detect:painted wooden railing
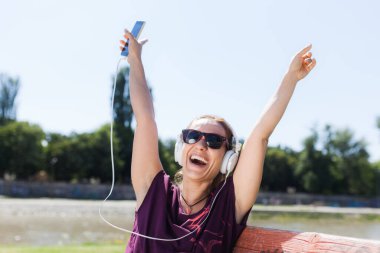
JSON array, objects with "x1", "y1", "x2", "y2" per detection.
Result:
[{"x1": 234, "y1": 226, "x2": 380, "y2": 253}]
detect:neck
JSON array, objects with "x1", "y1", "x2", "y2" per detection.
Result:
[{"x1": 180, "y1": 177, "x2": 212, "y2": 214}]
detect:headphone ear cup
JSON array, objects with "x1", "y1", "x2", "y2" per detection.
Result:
[
  {"x1": 174, "y1": 136, "x2": 184, "y2": 166},
  {"x1": 220, "y1": 150, "x2": 238, "y2": 174}
]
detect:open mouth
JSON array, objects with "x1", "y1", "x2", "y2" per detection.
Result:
[{"x1": 189, "y1": 154, "x2": 208, "y2": 167}]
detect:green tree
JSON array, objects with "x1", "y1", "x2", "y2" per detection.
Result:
[
  {"x1": 375, "y1": 116, "x2": 380, "y2": 195},
  {"x1": 159, "y1": 139, "x2": 180, "y2": 178},
  {"x1": 44, "y1": 132, "x2": 70, "y2": 180},
  {"x1": 297, "y1": 125, "x2": 375, "y2": 195},
  {"x1": 295, "y1": 127, "x2": 336, "y2": 194},
  {"x1": 45, "y1": 125, "x2": 123, "y2": 182},
  {"x1": 372, "y1": 161, "x2": 380, "y2": 196},
  {"x1": 0, "y1": 121, "x2": 45, "y2": 179},
  {"x1": 326, "y1": 128, "x2": 375, "y2": 195},
  {"x1": 0, "y1": 74, "x2": 20, "y2": 125},
  {"x1": 112, "y1": 67, "x2": 133, "y2": 129},
  {"x1": 44, "y1": 132, "x2": 91, "y2": 182},
  {"x1": 88, "y1": 124, "x2": 124, "y2": 182},
  {"x1": 112, "y1": 67, "x2": 134, "y2": 183},
  {"x1": 261, "y1": 146, "x2": 298, "y2": 192}
]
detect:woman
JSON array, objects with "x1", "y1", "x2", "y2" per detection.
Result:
[{"x1": 120, "y1": 30, "x2": 316, "y2": 253}]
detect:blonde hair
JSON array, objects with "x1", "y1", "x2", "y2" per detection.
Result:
[{"x1": 174, "y1": 115, "x2": 235, "y2": 188}]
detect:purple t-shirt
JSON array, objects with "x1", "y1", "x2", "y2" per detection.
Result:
[{"x1": 125, "y1": 171, "x2": 250, "y2": 253}]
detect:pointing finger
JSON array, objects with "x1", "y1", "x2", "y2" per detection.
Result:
[{"x1": 297, "y1": 44, "x2": 312, "y2": 57}]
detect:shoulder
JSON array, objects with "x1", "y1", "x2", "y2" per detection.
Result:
[
  {"x1": 217, "y1": 175, "x2": 234, "y2": 194},
  {"x1": 145, "y1": 170, "x2": 172, "y2": 194},
  {"x1": 213, "y1": 175, "x2": 250, "y2": 224},
  {"x1": 209, "y1": 175, "x2": 235, "y2": 208},
  {"x1": 136, "y1": 170, "x2": 174, "y2": 211}
]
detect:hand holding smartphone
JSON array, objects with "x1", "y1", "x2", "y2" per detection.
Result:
[{"x1": 121, "y1": 21, "x2": 146, "y2": 57}]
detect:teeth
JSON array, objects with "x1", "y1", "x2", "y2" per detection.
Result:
[{"x1": 190, "y1": 155, "x2": 208, "y2": 165}]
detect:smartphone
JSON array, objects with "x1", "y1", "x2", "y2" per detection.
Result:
[{"x1": 121, "y1": 21, "x2": 146, "y2": 57}]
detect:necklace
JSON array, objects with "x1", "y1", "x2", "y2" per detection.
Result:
[{"x1": 180, "y1": 193, "x2": 209, "y2": 215}]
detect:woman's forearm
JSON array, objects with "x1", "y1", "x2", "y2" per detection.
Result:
[
  {"x1": 129, "y1": 59, "x2": 155, "y2": 123},
  {"x1": 231, "y1": 45, "x2": 315, "y2": 218},
  {"x1": 249, "y1": 44, "x2": 316, "y2": 141},
  {"x1": 251, "y1": 72, "x2": 298, "y2": 141}
]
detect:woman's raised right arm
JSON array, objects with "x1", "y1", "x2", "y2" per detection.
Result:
[{"x1": 120, "y1": 31, "x2": 162, "y2": 209}]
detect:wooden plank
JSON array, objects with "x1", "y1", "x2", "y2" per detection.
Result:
[{"x1": 234, "y1": 226, "x2": 380, "y2": 253}]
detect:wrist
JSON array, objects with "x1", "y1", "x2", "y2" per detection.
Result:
[
  {"x1": 284, "y1": 71, "x2": 299, "y2": 84},
  {"x1": 127, "y1": 55, "x2": 143, "y2": 66}
]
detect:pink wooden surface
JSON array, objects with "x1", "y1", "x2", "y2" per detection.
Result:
[{"x1": 234, "y1": 226, "x2": 380, "y2": 253}]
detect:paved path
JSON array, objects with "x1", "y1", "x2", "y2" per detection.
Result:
[
  {"x1": 1, "y1": 198, "x2": 380, "y2": 215},
  {"x1": 252, "y1": 204, "x2": 380, "y2": 215}
]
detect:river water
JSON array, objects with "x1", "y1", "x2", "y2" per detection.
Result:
[{"x1": 0, "y1": 198, "x2": 379, "y2": 246}]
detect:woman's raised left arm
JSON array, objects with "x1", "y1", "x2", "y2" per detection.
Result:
[{"x1": 233, "y1": 44, "x2": 317, "y2": 223}]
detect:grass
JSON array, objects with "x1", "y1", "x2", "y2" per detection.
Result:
[{"x1": 0, "y1": 243, "x2": 126, "y2": 253}]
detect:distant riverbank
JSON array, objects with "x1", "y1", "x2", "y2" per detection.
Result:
[{"x1": 2, "y1": 180, "x2": 380, "y2": 207}]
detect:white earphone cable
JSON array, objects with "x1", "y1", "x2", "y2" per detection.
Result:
[{"x1": 98, "y1": 57, "x2": 231, "y2": 241}]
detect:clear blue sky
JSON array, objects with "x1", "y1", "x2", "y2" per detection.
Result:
[{"x1": 1, "y1": 0, "x2": 379, "y2": 162}]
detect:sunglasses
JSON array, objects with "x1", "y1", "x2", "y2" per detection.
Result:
[{"x1": 181, "y1": 129, "x2": 228, "y2": 149}]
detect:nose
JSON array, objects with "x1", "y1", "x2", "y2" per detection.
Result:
[{"x1": 195, "y1": 135, "x2": 208, "y2": 149}]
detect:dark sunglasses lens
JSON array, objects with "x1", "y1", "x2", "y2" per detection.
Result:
[
  {"x1": 205, "y1": 134, "x2": 224, "y2": 149},
  {"x1": 182, "y1": 129, "x2": 225, "y2": 149},
  {"x1": 183, "y1": 130, "x2": 201, "y2": 144}
]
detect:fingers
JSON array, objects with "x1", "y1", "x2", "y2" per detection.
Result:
[
  {"x1": 140, "y1": 38, "x2": 149, "y2": 46},
  {"x1": 119, "y1": 40, "x2": 128, "y2": 52},
  {"x1": 119, "y1": 40, "x2": 127, "y2": 47},
  {"x1": 123, "y1": 33, "x2": 133, "y2": 41},
  {"x1": 302, "y1": 52, "x2": 312, "y2": 59},
  {"x1": 122, "y1": 29, "x2": 148, "y2": 46},
  {"x1": 305, "y1": 58, "x2": 317, "y2": 72},
  {"x1": 301, "y1": 51, "x2": 314, "y2": 68},
  {"x1": 297, "y1": 44, "x2": 312, "y2": 57},
  {"x1": 303, "y1": 57, "x2": 312, "y2": 65},
  {"x1": 123, "y1": 29, "x2": 136, "y2": 43}
]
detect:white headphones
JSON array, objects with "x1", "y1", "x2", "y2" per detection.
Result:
[{"x1": 174, "y1": 120, "x2": 242, "y2": 174}]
